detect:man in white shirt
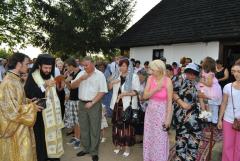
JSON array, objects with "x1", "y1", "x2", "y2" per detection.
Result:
[{"x1": 70, "y1": 56, "x2": 107, "y2": 161}]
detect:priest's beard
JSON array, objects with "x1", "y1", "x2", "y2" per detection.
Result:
[{"x1": 40, "y1": 69, "x2": 51, "y2": 80}]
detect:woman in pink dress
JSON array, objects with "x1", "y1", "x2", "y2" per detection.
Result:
[{"x1": 143, "y1": 60, "x2": 173, "y2": 161}]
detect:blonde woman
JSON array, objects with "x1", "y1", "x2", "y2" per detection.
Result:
[
  {"x1": 56, "y1": 60, "x2": 64, "y2": 74},
  {"x1": 143, "y1": 60, "x2": 173, "y2": 161}
]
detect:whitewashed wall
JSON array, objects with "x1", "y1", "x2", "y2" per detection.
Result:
[{"x1": 130, "y1": 41, "x2": 219, "y2": 65}]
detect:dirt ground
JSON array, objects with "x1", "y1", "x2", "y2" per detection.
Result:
[{"x1": 61, "y1": 121, "x2": 222, "y2": 161}]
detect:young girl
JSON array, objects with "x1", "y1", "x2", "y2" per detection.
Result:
[
  {"x1": 199, "y1": 57, "x2": 222, "y2": 124},
  {"x1": 101, "y1": 104, "x2": 108, "y2": 143}
]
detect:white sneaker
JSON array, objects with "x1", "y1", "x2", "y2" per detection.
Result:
[
  {"x1": 66, "y1": 138, "x2": 76, "y2": 145},
  {"x1": 113, "y1": 149, "x2": 120, "y2": 154},
  {"x1": 123, "y1": 152, "x2": 130, "y2": 157},
  {"x1": 73, "y1": 140, "x2": 81, "y2": 149},
  {"x1": 101, "y1": 137, "x2": 106, "y2": 143}
]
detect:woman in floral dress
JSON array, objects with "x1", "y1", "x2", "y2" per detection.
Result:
[{"x1": 173, "y1": 63, "x2": 204, "y2": 161}]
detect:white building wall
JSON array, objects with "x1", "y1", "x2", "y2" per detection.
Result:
[{"x1": 130, "y1": 41, "x2": 219, "y2": 65}]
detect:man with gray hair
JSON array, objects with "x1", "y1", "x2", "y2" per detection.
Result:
[{"x1": 70, "y1": 56, "x2": 108, "y2": 161}]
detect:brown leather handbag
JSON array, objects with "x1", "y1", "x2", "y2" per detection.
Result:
[
  {"x1": 232, "y1": 119, "x2": 240, "y2": 131},
  {"x1": 231, "y1": 83, "x2": 240, "y2": 131}
]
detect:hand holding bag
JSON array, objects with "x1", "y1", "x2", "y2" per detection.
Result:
[
  {"x1": 131, "y1": 96, "x2": 145, "y2": 126},
  {"x1": 231, "y1": 83, "x2": 240, "y2": 131},
  {"x1": 122, "y1": 97, "x2": 133, "y2": 123}
]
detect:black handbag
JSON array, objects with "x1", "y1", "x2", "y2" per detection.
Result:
[
  {"x1": 131, "y1": 96, "x2": 145, "y2": 126},
  {"x1": 122, "y1": 97, "x2": 133, "y2": 123}
]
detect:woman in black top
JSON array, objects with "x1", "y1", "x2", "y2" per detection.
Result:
[{"x1": 215, "y1": 60, "x2": 229, "y2": 89}]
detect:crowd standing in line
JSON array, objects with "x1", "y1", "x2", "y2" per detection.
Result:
[{"x1": 0, "y1": 53, "x2": 240, "y2": 161}]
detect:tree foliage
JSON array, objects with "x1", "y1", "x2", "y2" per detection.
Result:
[
  {"x1": 30, "y1": 0, "x2": 135, "y2": 57},
  {"x1": 0, "y1": 49, "x2": 12, "y2": 59},
  {"x1": 0, "y1": 0, "x2": 34, "y2": 47},
  {"x1": 0, "y1": 0, "x2": 135, "y2": 58}
]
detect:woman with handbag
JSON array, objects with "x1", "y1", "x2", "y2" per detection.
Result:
[
  {"x1": 143, "y1": 60, "x2": 173, "y2": 161},
  {"x1": 173, "y1": 63, "x2": 204, "y2": 161},
  {"x1": 109, "y1": 58, "x2": 140, "y2": 157},
  {"x1": 217, "y1": 59, "x2": 240, "y2": 161}
]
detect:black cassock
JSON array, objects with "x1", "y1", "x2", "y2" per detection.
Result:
[{"x1": 24, "y1": 74, "x2": 60, "y2": 161}]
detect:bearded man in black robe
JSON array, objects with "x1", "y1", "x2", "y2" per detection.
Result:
[{"x1": 24, "y1": 54, "x2": 64, "y2": 161}]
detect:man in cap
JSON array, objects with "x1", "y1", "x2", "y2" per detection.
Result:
[
  {"x1": 24, "y1": 54, "x2": 64, "y2": 161},
  {"x1": 0, "y1": 52, "x2": 42, "y2": 161}
]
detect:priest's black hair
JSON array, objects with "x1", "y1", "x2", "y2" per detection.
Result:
[
  {"x1": 8, "y1": 52, "x2": 29, "y2": 70},
  {"x1": 29, "y1": 54, "x2": 55, "y2": 76}
]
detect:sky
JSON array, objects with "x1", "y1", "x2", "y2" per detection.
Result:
[
  {"x1": 20, "y1": 0, "x2": 161, "y2": 59},
  {"x1": 130, "y1": 0, "x2": 160, "y2": 27}
]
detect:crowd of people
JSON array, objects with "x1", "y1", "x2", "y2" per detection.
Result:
[{"x1": 0, "y1": 53, "x2": 240, "y2": 161}]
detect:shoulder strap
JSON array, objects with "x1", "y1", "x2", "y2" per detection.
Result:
[
  {"x1": 130, "y1": 96, "x2": 133, "y2": 106},
  {"x1": 231, "y1": 83, "x2": 236, "y2": 118}
]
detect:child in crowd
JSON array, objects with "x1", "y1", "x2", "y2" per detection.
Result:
[
  {"x1": 101, "y1": 104, "x2": 108, "y2": 143},
  {"x1": 198, "y1": 57, "x2": 222, "y2": 124},
  {"x1": 172, "y1": 62, "x2": 181, "y2": 76}
]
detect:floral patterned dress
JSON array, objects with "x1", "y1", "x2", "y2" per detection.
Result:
[{"x1": 173, "y1": 76, "x2": 202, "y2": 161}]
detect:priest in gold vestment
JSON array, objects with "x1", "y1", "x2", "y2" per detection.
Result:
[{"x1": 0, "y1": 53, "x2": 39, "y2": 161}]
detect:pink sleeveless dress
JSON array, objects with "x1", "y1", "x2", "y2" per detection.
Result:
[{"x1": 143, "y1": 76, "x2": 169, "y2": 161}]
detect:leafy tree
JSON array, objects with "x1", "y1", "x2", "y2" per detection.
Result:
[
  {"x1": 30, "y1": 0, "x2": 135, "y2": 57},
  {"x1": 0, "y1": 0, "x2": 34, "y2": 47}
]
